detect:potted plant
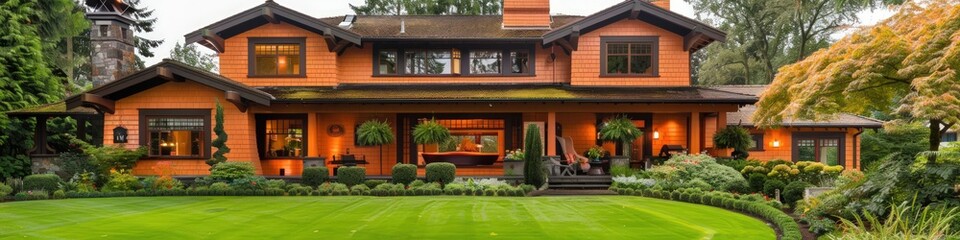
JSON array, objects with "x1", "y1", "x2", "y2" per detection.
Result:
[
  {"x1": 584, "y1": 145, "x2": 605, "y2": 170},
  {"x1": 357, "y1": 119, "x2": 395, "y2": 175},
  {"x1": 503, "y1": 149, "x2": 525, "y2": 176},
  {"x1": 413, "y1": 118, "x2": 451, "y2": 151},
  {"x1": 713, "y1": 126, "x2": 752, "y2": 159},
  {"x1": 598, "y1": 115, "x2": 642, "y2": 168}
]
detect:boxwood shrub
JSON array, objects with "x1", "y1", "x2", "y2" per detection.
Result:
[
  {"x1": 23, "y1": 174, "x2": 61, "y2": 191},
  {"x1": 391, "y1": 164, "x2": 417, "y2": 185},
  {"x1": 425, "y1": 162, "x2": 456, "y2": 184},
  {"x1": 337, "y1": 167, "x2": 366, "y2": 186},
  {"x1": 302, "y1": 167, "x2": 329, "y2": 187}
]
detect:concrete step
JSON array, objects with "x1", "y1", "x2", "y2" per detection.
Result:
[{"x1": 548, "y1": 184, "x2": 612, "y2": 189}]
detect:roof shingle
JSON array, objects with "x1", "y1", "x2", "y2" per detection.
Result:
[
  {"x1": 319, "y1": 15, "x2": 584, "y2": 39},
  {"x1": 712, "y1": 85, "x2": 883, "y2": 128}
]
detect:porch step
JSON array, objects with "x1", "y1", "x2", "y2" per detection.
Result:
[
  {"x1": 549, "y1": 184, "x2": 613, "y2": 189},
  {"x1": 547, "y1": 175, "x2": 612, "y2": 190},
  {"x1": 534, "y1": 189, "x2": 617, "y2": 196}
]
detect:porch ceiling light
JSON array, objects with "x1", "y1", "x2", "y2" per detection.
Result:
[{"x1": 772, "y1": 139, "x2": 781, "y2": 148}]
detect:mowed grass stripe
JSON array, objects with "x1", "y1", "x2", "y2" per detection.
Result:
[{"x1": 0, "y1": 196, "x2": 775, "y2": 240}]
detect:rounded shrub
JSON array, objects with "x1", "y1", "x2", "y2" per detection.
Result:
[
  {"x1": 425, "y1": 162, "x2": 456, "y2": 185},
  {"x1": 782, "y1": 181, "x2": 811, "y2": 206},
  {"x1": 210, "y1": 162, "x2": 256, "y2": 182},
  {"x1": 391, "y1": 164, "x2": 417, "y2": 185},
  {"x1": 747, "y1": 173, "x2": 766, "y2": 192},
  {"x1": 301, "y1": 167, "x2": 329, "y2": 187},
  {"x1": 337, "y1": 167, "x2": 366, "y2": 186},
  {"x1": 762, "y1": 179, "x2": 785, "y2": 197},
  {"x1": 23, "y1": 174, "x2": 61, "y2": 191},
  {"x1": 363, "y1": 180, "x2": 387, "y2": 189},
  {"x1": 0, "y1": 182, "x2": 14, "y2": 197}
]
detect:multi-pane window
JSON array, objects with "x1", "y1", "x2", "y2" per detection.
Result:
[
  {"x1": 256, "y1": 114, "x2": 308, "y2": 159},
  {"x1": 146, "y1": 117, "x2": 206, "y2": 158},
  {"x1": 378, "y1": 50, "x2": 398, "y2": 74},
  {"x1": 404, "y1": 49, "x2": 453, "y2": 74},
  {"x1": 254, "y1": 44, "x2": 301, "y2": 76},
  {"x1": 439, "y1": 133, "x2": 500, "y2": 153},
  {"x1": 263, "y1": 119, "x2": 305, "y2": 158},
  {"x1": 470, "y1": 50, "x2": 502, "y2": 74},
  {"x1": 601, "y1": 37, "x2": 658, "y2": 76},
  {"x1": 748, "y1": 133, "x2": 764, "y2": 151},
  {"x1": 375, "y1": 47, "x2": 533, "y2": 76},
  {"x1": 943, "y1": 132, "x2": 958, "y2": 142},
  {"x1": 795, "y1": 136, "x2": 842, "y2": 166}
]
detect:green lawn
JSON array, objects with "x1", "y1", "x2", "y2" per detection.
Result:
[{"x1": 0, "y1": 196, "x2": 775, "y2": 239}]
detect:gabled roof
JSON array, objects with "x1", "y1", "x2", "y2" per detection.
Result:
[
  {"x1": 543, "y1": 0, "x2": 725, "y2": 52},
  {"x1": 712, "y1": 85, "x2": 884, "y2": 128},
  {"x1": 65, "y1": 59, "x2": 274, "y2": 114},
  {"x1": 260, "y1": 85, "x2": 757, "y2": 104},
  {"x1": 318, "y1": 15, "x2": 584, "y2": 40},
  {"x1": 184, "y1": 0, "x2": 361, "y2": 53}
]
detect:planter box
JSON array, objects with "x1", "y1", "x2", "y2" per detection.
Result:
[
  {"x1": 503, "y1": 161, "x2": 524, "y2": 176},
  {"x1": 804, "y1": 187, "x2": 835, "y2": 200}
]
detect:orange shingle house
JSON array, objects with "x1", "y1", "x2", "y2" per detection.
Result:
[{"x1": 62, "y1": 0, "x2": 879, "y2": 177}]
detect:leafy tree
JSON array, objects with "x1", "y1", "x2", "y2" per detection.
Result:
[
  {"x1": 207, "y1": 99, "x2": 229, "y2": 169},
  {"x1": 860, "y1": 122, "x2": 929, "y2": 169},
  {"x1": 690, "y1": 0, "x2": 899, "y2": 85},
  {"x1": 34, "y1": 0, "x2": 89, "y2": 95},
  {"x1": 753, "y1": 0, "x2": 960, "y2": 156},
  {"x1": 169, "y1": 42, "x2": 219, "y2": 73},
  {"x1": 351, "y1": 0, "x2": 501, "y2": 15},
  {"x1": 523, "y1": 124, "x2": 545, "y2": 188},
  {"x1": 356, "y1": 119, "x2": 395, "y2": 175}
]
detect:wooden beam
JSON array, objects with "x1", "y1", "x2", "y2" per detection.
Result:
[
  {"x1": 630, "y1": 2, "x2": 643, "y2": 19},
  {"x1": 156, "y1": 66, "x2": 184, "y2": 82},
  {"x1": 555, "y1": 39, "x2": 574, "y2": 56},
  {"x1": 323, "y1": 29, "x2": 337, "y2": 51},
  {"x1": 225, "y1": 91, "x2": 248, "y2": 113},
  {"x1": 333, "y1": 40, "x2": 352, "y2": 55},
  {"x1": 80, "y1": 93, "x2": 115, "y2": 114},
  {"x1": 568, "y1": 26, "x2": 580, "y2": 51},
  {"x1": 202, "y1": 29, "x2": 225, "y2": 53},
  {"x1": 684, "y1": 31, "x2": 705, "y2": 52},
  {"x1": 262, "y1": 7, "x2": 280, "y2": 24}
]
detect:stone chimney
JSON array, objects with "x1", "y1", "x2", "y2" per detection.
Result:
[
  {"x1": 650, "y1": 0, "x2": 670, "y2": 10},
  {"x1": 87, "y1": 1, "x2": 136, "y2": 87},
  {"x1": 502, "y1": 0, "x2": 551, "y2": 29}
]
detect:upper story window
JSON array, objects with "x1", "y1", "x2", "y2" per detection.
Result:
[
  {"x1": 139, "y1": 109, "x2": 211, "y2": 159},
  {"x1": 600, "y1": 36, "x2": 659, "y2": 77},
  {"x1": 375, "y1": 45, "x2": 534, "y2": 76},
  {"x1": 248, "y1": 37, "x2": 306, "y2": 77}
]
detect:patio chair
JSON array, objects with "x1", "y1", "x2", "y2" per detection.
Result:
[
  {"x1": 543, "y1": 156, "x2": 575, "y2": 176},
  {"x1": 557, "y1": 136, "x2": 589, "y2": 164}
]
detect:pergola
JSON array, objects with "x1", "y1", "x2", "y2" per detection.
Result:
[{"x1": 6, "y1": 102, "x2": 103, "y2": 157}]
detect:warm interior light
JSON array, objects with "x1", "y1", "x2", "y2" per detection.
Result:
[
  {"x1": 772, "y1": 139, "x2": 781, "y2": 148},
  {"x1": 653, "y1": 130, "x2": 660, "y2": 140}
]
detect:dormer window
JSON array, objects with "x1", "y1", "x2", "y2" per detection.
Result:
[
  {"x1": 600, "y1": 36, "x2": 659, "y2": 77},
  {"x1": 248, "y1": 37, "x2": 306, "y2": 77}
]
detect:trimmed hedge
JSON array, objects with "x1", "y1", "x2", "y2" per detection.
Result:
[
  {"x1": 391, "y1": 164, "x2": 417, "y2": 185},
  {"x1": 302, "y1": 167, "x2": 328, "y2": 187},
  {"x1": 425, "y1": 162, "x2": 455, "y2": 184},
  {"x1": 337, "y1": 167, "x2": 365, "y2": 186},
  {"x1": 621, "y1": 189, "x2": 801, "y2": 240},
  {"x1": 23, "y1": 174, "x2": 61, "y2": 191}
]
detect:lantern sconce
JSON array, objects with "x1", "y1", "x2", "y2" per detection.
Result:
[
  {"x1": 653, "y1": 130, "x2": 660, "y2": 140},
  {"x1": 772, "y1": 139, "x2": 781, "y2": 148}
]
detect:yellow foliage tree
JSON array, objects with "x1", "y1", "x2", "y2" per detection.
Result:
[{"x1": 754, "y1": 0, "x2": 960, "y2": 155}]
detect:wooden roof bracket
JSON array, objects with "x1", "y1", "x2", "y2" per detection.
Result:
[
  {"x1": 156, "y1": 66, "x2": 185, "y2": 82},
  {"x1": 630, "y1": 2, "x2": 643, "y2": 19},
  {"x1": 684, "y1": 28, "x2": 705, "y2": 52},
  {"x1": 77, "y1": 93, "x2": 115, "y2": 114},
  {"x1": 262, "y1": 7, "x2": 280, "y2": 24},
  {"x1": 201, "y1": 29, "x2": 225, "y2": 53},
  {"x1": 225, "y1": 91, "x2": 248, "y2": 113}
]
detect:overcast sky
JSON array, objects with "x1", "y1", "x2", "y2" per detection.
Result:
[{"x1": 138, "y1": 0, "x2": 894, "y2": 66}]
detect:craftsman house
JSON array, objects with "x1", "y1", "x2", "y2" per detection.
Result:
[{"x1": 44, "y1": 0, "x2": 878, "y2": 177}]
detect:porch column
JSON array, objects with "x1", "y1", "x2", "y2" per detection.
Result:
[
  {"x1": 546, "y1": 112, "x2": 557, "y2": 156},
  {"x1": 307, "y1": 113, "x2": 319, "y2": 157},
  {"x1": 690, "y1": 112, "x2": 701, "y2": 154}
]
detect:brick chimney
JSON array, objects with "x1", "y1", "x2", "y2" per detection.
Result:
[
  {"x1": 650, "y1": 0, "x2": 670, "y2": 10},
  {"x1": 87, "y1": 1, "x2": 136, "y2": 87},
  {"x1": 502, "y1": 0, "x2": 551, "y2": 29}
]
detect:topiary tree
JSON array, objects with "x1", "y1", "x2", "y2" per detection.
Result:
[
  {"x1": 413, "y1": 118, "x2": 450, "y2": 153},
  {"x1": 207, "y1": 99, "x2": 230, "y2": 169},
  {"x1": 301, "y1": 166, "x2": 328, "y2": 188},
  {"x1": 356, "y1": 119, "x2": 395, "y2": 175},
  {"x1": 523, "y1": 124, "x2": 545, "y2": 188},
  {"x1": 599, "y1": 115, "x2": 643, "y2": 158},
  {"x1": 713, "y1": 126, "x2": 752, "y2": 159}
]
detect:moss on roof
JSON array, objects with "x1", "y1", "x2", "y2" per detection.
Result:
[{"x1": 6, "y1": 102, "x2": 98, "y2": 116}]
